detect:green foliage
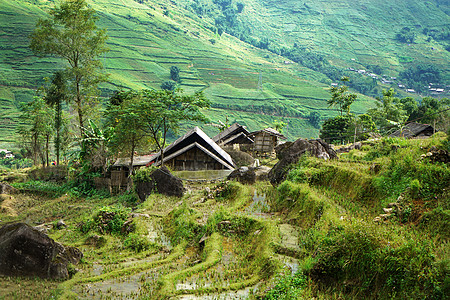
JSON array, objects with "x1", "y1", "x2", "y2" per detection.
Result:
[
  {"x1": 400, "y1": 65, "x2": 442, "y2": 93},
  {"x1": 160, "y1": 80, "x2": 176, "y2": 91},
  {"x1": 170, "y1": 66, "x2": 180, "y2": 82},
  {"x1": 367, "y1": 89, "x2": 407, "y2": 134},
  {"x1": 395, "y1": 26, "x2": 416, "y2": 43},
  {"x1": 311, "y1": 223, "x2": 445, "y2": 298},
  {"x1": 319, "y1": 115, "x2": 354, "y2": 144},
  {"x1": 29, "y1": 0, "x2": 108, "y2": 136},
  {"x1": 132, "y1": 166, "x2": 158, "y2": 183},
  {"x1": 327, "y1": 77, "x2": 357, "y2": 116},
  {"x1": 264, "y1": 272, "x2": 307, "y2": 300},
  {"x1": 124, "y1": 233, "x2": 159, "y2": 252},
  {"x1": 206, "y1": 210, "x2": 259, "y2": 237},
  {"x1": 81, "y1": 205, "x2": 131, "y2": 235},
  {"x1": 13, "y1": 180, "x2": 70, "y2": 198},
  {"x1": 163, "y1": 203, "x2": 204, "y2": 245}
]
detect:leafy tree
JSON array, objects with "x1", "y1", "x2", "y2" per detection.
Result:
[
  {"x1": 367, "y1": 89, "x2": 407, "y2": 134},
  {"x1": 170, "y1": 66, "x2": 180, "y2": 82},
  {"x1": 308, "y1": 111, "x2": 321, "y2": 129},
  {"x1": 236, "y1": 2, "x2": 245, "y2": 13},
  {"x1": 355, "y1": 114, "x2": 377, "y2": 141},
  {"x1": 105, "y1": 91, "x2": 149, "y2": 188},
  {"x1": 44, "y1": 71, "x2": 67, "y2": 165},
  {"x1": 319, "y1": 115, "x2": 354, "y2": 144},
  {"x1": 30, "y1": 0, "x2": 108, "y2": 137},
  {"x1": 400, "y1": 97, "x2": 418, "y2": 118},
  {"x1": 17, "y1": 97, "x2": 54, "y2": 166},
  {"x1": 272, "y1": 120, "x2": 287, "y2": 133},
  {"x1": 410, "y1": 97, "x2": 450, "y2": 131},
  {"x1": 399, "y1": 64, "x2": 442, "y2": 93},
  {"x1": 396, "y1": 26, "x2": 415, "y2": 43},
  {"x1": 161, "y1": 80, "x2": 177, "y2": 91},
  {"x1": 327, "y1": 77, "x2": 357, "y2": 116}
]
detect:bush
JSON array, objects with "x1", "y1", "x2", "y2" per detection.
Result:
[
  {"x1": 264, "y1": 272, "x2": 307, "y2": 300},
  {"x1": 124, "y1": 233, "x2": 159, "y2": 252},
  {"x1": 81, "y1": 205, "x2": 132, "y2": 235},
  {"x1": 163, "y1": 203, "x2": 204, "y2": 245}
]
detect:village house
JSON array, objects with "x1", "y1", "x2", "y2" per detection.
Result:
[
  {"x1": 248, "y1": 127, "x2": 287, "y2": 154},
  {"x1": 0, "y1": 149, "x2": 14, "y2": 159},
  {"x1": 148, "y1": 126, "x2": 235, "y2": 171},
  {"x1": 389, "y1": 122, "x2": 436, "y2": 139},
  {"x1": 212, "y1": 123, "x2": 253, "y2": 147}
]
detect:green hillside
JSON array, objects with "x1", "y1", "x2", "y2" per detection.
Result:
[{"x1": 1, "y1": 0, "x2": 449, "y2": 148}]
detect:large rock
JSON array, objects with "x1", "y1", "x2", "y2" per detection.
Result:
[
  {"x1": 0, "y1": 183, "x2": 17, "y2": 194},
  {"x1": 227, "y1": 166, "x2": 256, "y2": 184},
  {"x1": 136, "y1": 166, "x2": 184, "y2": 201},
  {"x1": 0, "y1": 223, "x2": 82, "y2": 279},
  {"x1": 269, "y1": 139, "x2": 337, "y2": 186}
]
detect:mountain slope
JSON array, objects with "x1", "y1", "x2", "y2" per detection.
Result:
[{"x1": 1, "y1": 0, "x2": 448, "y2": 148}]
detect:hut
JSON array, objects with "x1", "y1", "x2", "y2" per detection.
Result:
[
  {"x1": 212, "y1": 123, "x2": 254, "y2": 147},
  {"x1": 389, "y1": 122, "x2": 435, "y2": 139},
  {"x1": 110, "y1": 155, "x2": 155, "y2": 188},
  {"x1": 248, "y1": 128, "x2": 287, "y2": 154},
  {"x1": 149, "y1": 127, "x2": 235, "y2": 171}
]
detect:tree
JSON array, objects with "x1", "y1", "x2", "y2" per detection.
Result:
[
  {"x1": 105, "y1": 91, "x2": 149, "y2": 189},
  {"x1": 327, "y1": 77, "x2": 357, "y2": 116},
  {"x1": 161, "y1": 80, "x2": 177, "y2": 91},
  {"x1": 272, "y1": 120, "x2": 287, "y2": 133},
  {"x1": 17, "y1": 97, "x2": 54, "y2": 166},
  {"x1": 319, "y1": 115, "x2": 354, "y2": 144},
  {"x1": 170, "y1": 66, "x2": 180, "y2": 82},
  {"x1": 30, "y1": 0, "x2": 108, "y2": 137},
  {"x1": 308, "y1": 111, "x2": 321, "y2": 129},
  {"x1": 138, "y1": 89, "x2": 210, "y2": 165},
  {"x1": 44, "y1": 71, "x2": 67, "y2": 165},
  {"x1": 367, "y1": 89, "x2": 407, "y2": 134}
]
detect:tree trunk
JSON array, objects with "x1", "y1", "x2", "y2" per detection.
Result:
[
  {"x1": 127, "y1": 142, "x2": 135, "y2": 192},
  {"x1": 46, "y1": 134, "x2": 49, "y2": 167},
  {"x1": 55, "y1": 100, "x2": 61, "y2": 166}
]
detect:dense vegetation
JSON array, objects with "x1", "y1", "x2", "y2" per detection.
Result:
[{"x1": 0, "y1": 134, "x2": 448, "y2": 299}]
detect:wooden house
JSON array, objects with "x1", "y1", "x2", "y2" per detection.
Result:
[
  {"x1": 212, "y1": 123, "x2": 254, "y2": 146},
  {"x1": 389, "y1": 122, "x2": 435, "y2": 139},
  {"x1": 248, "y1": 128, "x2": 287, "y2": 153},
  {"x1": 149, "y1": 127, "x2": 235, "y2": 171},
  {"x1": 111, "y1": 155, "x2": 155, "y2": 188}
]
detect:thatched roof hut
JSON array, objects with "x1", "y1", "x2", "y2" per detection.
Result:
[{"x1": 389, "y1": 122, "x2": 435, "y2": 139}]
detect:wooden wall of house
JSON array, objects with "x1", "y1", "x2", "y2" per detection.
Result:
[
  {"x1": 166, "y1": 147, "x2": 225, "y2": 171},
  {"x1": 253, "y1": 132, "x2": 277, "y2": 153}
]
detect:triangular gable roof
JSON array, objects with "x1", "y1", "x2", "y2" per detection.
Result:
[
  {"x1": 212, "y1": 123, "x2": 250, "y2": 143},
  {"x1": 249, "y1": 127, "x2": 287, "y2": 140},
  {"x1": 150, "y1": 127, "x2": 235, "y2": 170},
  {"x1": 221, "y1": 132, "x2": 254, "y2": 145},
  {"x1": 390, "y1": 122, "x2": 435, "y2": 138}
]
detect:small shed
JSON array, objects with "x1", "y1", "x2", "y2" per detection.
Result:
[
  {"x1": 111, "y1": 155, "x2": 155, "y2": 188},
  {"x1": 149, "y1": 127, "x2": 235, "y2": 171},
  {"x1": 212, "y1": 123, "x2": 253, "y2": 146},
  {"x1": 389, "y1": 122, "x2": 435, "y2": 139},
  {"x1": 248, "y1": 128, "x2": 287, "y2": 153}
]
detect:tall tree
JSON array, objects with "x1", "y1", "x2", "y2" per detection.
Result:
[
  {"x1": 44, "y1": 71, "x2": 67, "y2": 165},
  {"x1": 30, "y1": 0, "x2": 108, "y2": 137}
]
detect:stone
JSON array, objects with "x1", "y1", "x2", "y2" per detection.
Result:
[
  {"x1": 254, "y1": 166, "x2": 271, "y2": 181},
  {"x1": 85, "y1": 234, "x2": 106, "y2": 248},
  {"x1": 135, "y1": 166, "x2": 184, "y2": 201},
  {"x1": 383, "y1": 207, "x2": 394, "y2": 213},
  {"x1": 380, "y1": 213, "x2": 391, "y2": 220},
  {"x1": 0, "y1": 223, "x2": 82, "y2": 279},
  {"x1": 56, "y1": 220, "x2": 67, "y2": 229},
  {"x1": 227, "y1": 166, "x2": 256, "y2": 185},
  {"x1": 131, "y1": 213, "x2": 150, "y2": 219},
  {"x1": 269, "y1": 139, "x2": 337, "y2": 186},
  {"x1": 387, "y1": 202, "x2": 399, "y2": 208},
  {"x1": 373, "y1": 217, "x2": 381, "y2": 223},
  {"x1": 0, "y1": 183, "x2": 17, "y2": 195}
]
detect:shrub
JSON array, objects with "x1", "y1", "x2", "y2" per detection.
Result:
[
  {"x1": 163, "y1": 203, "x2": 204, "y2": 245},
  {"x1": 124, "y1": 233, "x2": 159, "y2": 252},
  {"x1": 264, "y1": 272, "x2": 307, "y2": 300},
  {"x1": 81, "y1": 205, "x2": 131, "y2": 235}
]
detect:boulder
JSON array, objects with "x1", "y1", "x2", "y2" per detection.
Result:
[
  {"x1": 227, "y1": 166, "x2": 256, "y2": 185},
  {"x1": 135, "y1": 166, "x2": 184, "y2": 201},
  {"x1": 0, "y1": 183, "x2": 17, "y2": 195},
  {"x1": 269, "y1": 139, "x2": 337, "y2": 186},
  {"x1": 0, "y1": 223, "x2": 82, "y2": 279}
]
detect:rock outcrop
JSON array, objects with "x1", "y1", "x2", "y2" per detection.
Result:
[
  {"x1": 0, "y1": 183, "x2": 17, "y2": 194},
  {"x1": 135, "y1": 166, "x2": 184, "y2": 201},
  {"x1": 227, "y1": 166, "x2": 256, "y2": 184},
  {"x1": 0, "y1": 223, "x2": 82, "y2": 279},
  {"x1": 269, "y1": 139, "x2": 337, "y2": 186}
]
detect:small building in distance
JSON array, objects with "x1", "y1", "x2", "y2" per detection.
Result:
[
  {"x1": 149, "y1": 127, "x2": 235, "y2": 171},
  {"x1": 0, "y1": 149, "x2": 14, "y2": 159},
  {"x1": 248, "y1": 128, "x2": 287, "y2": 154},
  {"x1": 212, "y1": 123, "x2": 253, "y2": 147},
  {"x1": 110, "y1": 155, "x2": 155, "y2": 188},
  {"x1": 389, "y1": 122, "x2": 436, "y2": 139}
]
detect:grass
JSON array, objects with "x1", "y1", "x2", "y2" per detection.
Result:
[{"x1": 1, "y1": 136, "x2": 449, "y2": 299}]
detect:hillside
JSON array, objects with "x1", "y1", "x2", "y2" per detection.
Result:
[
  {"x1": 1, "y1": 135, "x2": 448, "y2": 298},
  {"x1": 1, "y1": 0, "x2": 449, "y2": 149}
]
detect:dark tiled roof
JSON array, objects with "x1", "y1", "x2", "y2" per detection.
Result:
[{"x1": 389, "y1": 122, "x2": 435, "y2": 138}]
